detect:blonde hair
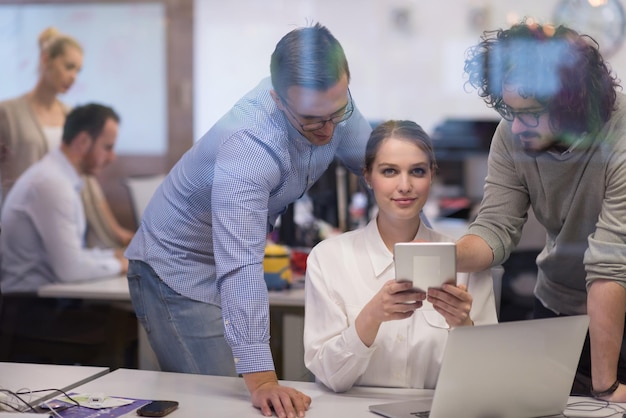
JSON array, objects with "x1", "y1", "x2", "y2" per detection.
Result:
[{"x1": 38, "y1": 27, "x2": 82, "y2": 59}]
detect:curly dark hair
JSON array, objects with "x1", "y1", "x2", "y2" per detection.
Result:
[{"x1": 464, "y1": 19, "x2": 621, "y2": 135}]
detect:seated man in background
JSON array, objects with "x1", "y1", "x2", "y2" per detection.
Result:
[{"x1": 0, "y1": 103, "x2": 128, "y2": 293}]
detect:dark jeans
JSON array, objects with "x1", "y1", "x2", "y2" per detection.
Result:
[{"x1": 534, "y1": 298, "x2": 626, "y2": 396}]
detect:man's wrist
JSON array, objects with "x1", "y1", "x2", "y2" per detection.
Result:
[
  {"x1": 591, "y1": 379, "x2": 620, "y2": 398},
  {"x1": 243, "y1": 370, "x2": 278, "y2": 393}
]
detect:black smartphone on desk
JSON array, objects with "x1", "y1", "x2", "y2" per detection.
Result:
[{"x1": 137, "y1": 400, "x2": 179, "y2": 417}]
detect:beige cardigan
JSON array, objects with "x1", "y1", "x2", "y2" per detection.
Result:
[{"x1": 0, "y1": 94, "x2": 121, "y2": 249}]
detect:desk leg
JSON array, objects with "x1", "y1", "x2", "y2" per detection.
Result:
[
  {"x1": 282, "y1": 313, "x2": 314, "y2": 382},
  {"x1": 138, "y1": 324, "x2": 161, "y2": 371},
  {"x1": 113, "y1": 301, "x2": 160, "y2": 371},
  {"x1": 269, "y1": 306, "x2": 313, "y2": 382},
  {"x1": 269, "y1": 310, "x2": 284, "y2": 379}
]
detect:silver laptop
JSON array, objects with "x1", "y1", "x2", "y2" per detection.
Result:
[{"x1": 369, "y1": 315, "x2": 589, "y2": 418}]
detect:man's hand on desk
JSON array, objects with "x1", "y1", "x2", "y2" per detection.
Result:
[{"x1": 244, "y1": 371, "x2": 311, "y2": 418}]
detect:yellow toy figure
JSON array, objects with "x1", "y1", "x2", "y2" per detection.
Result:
[{"x1": 263, "y1": 242, "x2": 292, "y2": 290}]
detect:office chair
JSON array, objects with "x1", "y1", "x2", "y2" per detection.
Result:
[{"x1": 124, "y1": 174, "x2": 166, "y2": 225}]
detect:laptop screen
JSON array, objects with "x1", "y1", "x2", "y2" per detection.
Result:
[{"x1": 370, "y1": 315, "x2": 589, "y2": 418}]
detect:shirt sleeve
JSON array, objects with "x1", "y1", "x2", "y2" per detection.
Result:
[
  {"x1": 585, "y1": 133, "x2": 626, "y2": 287},
  {"x1": 334, "y1": 104, "x2": 371, "y2": 176},
  {"x1": 303, "y1": 242, "x2": 376, "y2": 392},
  {"x1": 461, "y1": 270, "x2": 499, "y2": 325},
  {"x1": 211, "y1": 132, "x2": 279, "y2": 374},
  {"x1": 29, "y1": 177, "x2": 122, "y2": 282},
  {"x1": 466, "y1": 122, "x2": 530, "y2": 265}
]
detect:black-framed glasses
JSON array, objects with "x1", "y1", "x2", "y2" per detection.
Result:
[
  {"x1": 495, "y1": 103, "x2": 548, "y2": 128},
  {"x1": 279, "y1": 89, "x2": 354, "y2": 132}
]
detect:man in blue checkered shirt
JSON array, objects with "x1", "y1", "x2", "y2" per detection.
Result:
[{"x1": 125, "y1": 23, "x2": 372, "y2": 417}]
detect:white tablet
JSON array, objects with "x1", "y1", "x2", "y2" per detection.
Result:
[{"x1": 394, "y1": 242, "x2": 456, "y2": 292}]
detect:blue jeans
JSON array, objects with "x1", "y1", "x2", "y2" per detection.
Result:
[{"x1": 127, "y1": 260, "x2": 237, "y2": 376}]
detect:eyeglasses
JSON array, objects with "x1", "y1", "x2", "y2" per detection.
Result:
[
  {"x1": 279, "y1": 89, "x2": 354, "y2": 132},
  {"x1": 495, "y1": 104, "x2": 548, "y2": 128}
]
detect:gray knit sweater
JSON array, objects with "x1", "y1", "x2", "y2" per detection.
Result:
[{"x1": 467, "y1": 92, "x2": 626, "y2": 315}]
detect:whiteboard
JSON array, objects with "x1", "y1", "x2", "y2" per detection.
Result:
[{"x1": 0, "y1": 3, "x2": 167, "y2": 155}]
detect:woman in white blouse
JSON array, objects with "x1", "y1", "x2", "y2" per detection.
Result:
[{"x1": 303, "y1": 120, "x2": 498, "y2": 392}]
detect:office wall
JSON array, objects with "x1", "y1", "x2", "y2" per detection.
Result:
[
  {"x1": 2, "y1": 0, "x2": 626, "y2": 227},
  {"x1": 194, "y1": 0, "x2": 626, "y2": 138},
  {"x1": 0, "y1": 2, "x2": 167, "y2": 155},
  {"x1": 0, "y1": 0, "x2": 193, "y2": 229},
  {"x1": 4, "y1": 1, "x2": 626, "y2": 153}
]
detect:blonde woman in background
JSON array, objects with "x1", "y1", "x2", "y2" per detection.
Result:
[{"x1": 0, "y1": 27, "x2": 133, "y2": 248}]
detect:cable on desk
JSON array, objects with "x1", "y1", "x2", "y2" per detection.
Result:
[
  {"x1": 0, "y1": 387, "x2": 38, "y2": 412},
  {"x1": 0, "y1": 387, "x2": 80, "y2": 414},
  {"x1": 563, "y1": 398, "x2": 626, "y2": 417},
  {"x1": 40, "y1": 400, "x2": 64, "y2": 418}
]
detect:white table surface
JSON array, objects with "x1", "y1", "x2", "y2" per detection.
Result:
[
  {"x1": 62, "y1": 368, "x2": 626, "y2": 418},
  {"x1": 37, "y1": 275, "x2": 131, "y2": 301},
  {"x1": 62, "y1": 368, "x2": 431, "y2": 418},
  {"x1": 0, "y1": 362, "x2": 108, "y2": 411},
  {"x1": 37, "y1": 275, "x2": 305, "y2": 307}
]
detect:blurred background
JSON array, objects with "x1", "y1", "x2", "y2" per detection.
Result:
[{"x1": 2, "y1": 0, "x2": 625, "y2": 323}]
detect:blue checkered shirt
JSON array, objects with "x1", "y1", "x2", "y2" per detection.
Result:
[{"x1": 125, "y1": 77, "x2": 372, "y2": 374}]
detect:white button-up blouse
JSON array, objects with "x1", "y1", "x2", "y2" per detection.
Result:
[{"x1": 304, "y1": 218, "x2": 498, "y2": 392}]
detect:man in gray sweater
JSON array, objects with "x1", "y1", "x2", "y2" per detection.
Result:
[{"x1": 459, "y1": 20, "x2": 626, "y2": 401}]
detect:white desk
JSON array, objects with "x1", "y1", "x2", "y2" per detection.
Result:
[
  {"x1": 62, "y1": 368, "x2": 430, "y2": 417},
  {"x1": 60, "y1": 368, "x2": 626, "y2": 418},
  {"x1": 37, "y1": 276, "x2": 307, "y2": 378},
  {"x1": 38, "y1": 275, "x2": 304, "y2": 307},
  {"x1": 0, "y1": 362, "x2": 108, "y2": 411},
  {"x1": 38, "y1": 275, "x2": 131, "y2": 301}
]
